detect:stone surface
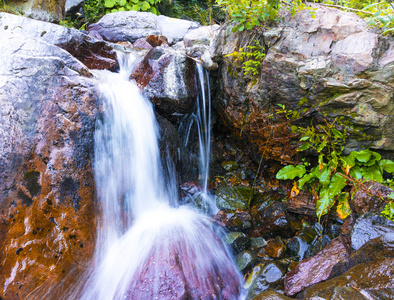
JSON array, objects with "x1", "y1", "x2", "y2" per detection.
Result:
[
  {"x1": 303, "y1": 258, "x2": 394, "y2": 299},
  {"x1": 130, "y1": 46, "x2": 197, "y2": 120},
  {"x1": 0, "y1": 13, "x2": 118, "y2": 70},
  {"x1": 351, "y1": 181, "x2": 393, "y2": 216},
  {"x1": 253, "y1": 291, "x2": 293, "y2": 300},
  {"x1": 0, "y1": 32, "x2": 98, "y2": 299},
  {"x1": 4, "y1": 0, "x2": 66, "y2": 22},
  {"x1": 213, "y1": 4, "x2": 394, "y2": 163},
  {"x1": 351, "y1": 213, "x2": 394, "y2": 250},
  {"x1": 284, "y1": 236, "x2": 350, "y2": 296},
  {"x1": 330, "y1": 232, "x2": 394, "y2": 279},
  {"x1": 88, "y1": 11, "x2": 200, "y2": 45},
  {"x1": 266, "y1": 238, "x2": 286, "y2": 259},
  {"x1": 250, "y1": 196, "x2": 291, "y2": 238},
  {"x1": 65, "y1": 0, "x2": 84, "y2": 14},
  {"x1": 214, "y1": 209, "x2": 252, "y2": 231},
  {"x1": 246, "y1": 262, "x2": 287, "y2": 299},
  {"x1": 216, "y1": 185, "x2": 254, "y2": 211}
]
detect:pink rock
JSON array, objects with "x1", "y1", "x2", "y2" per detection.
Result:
[{"x1": 284, "y1": 236, "x2": 350, "y2": 296}]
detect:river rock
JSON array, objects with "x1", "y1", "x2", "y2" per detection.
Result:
[
  {"x1": 130, "y1": 46, "x2": 197, "y2": 120},
  {"x1": 330, "y1": 232, "x2": 394, "y2": 279},
  {"x1": 0, "y1": 13, "x2": 118, "y2": 70},
  {"x1": 351, "y1": 213, "x2": 394, "y2": 250},
  {"x1": 88, "y1": 11, "x2": 200, "y2": 45},
  {"x1": 303, "y1": 257, "x2": 394, "y2": 299},
  {"x1": 214, "y1": 209, "x2": 252, "y2": 231},
  {"x1": 253, "y1": 291, "x2": 293, "y2": 300},
  {"x1": 284, "y1": 236, "x2": 350, "y2": 296},
  {"x1": 213, "y1": 4, "x2": 394, "y2": 163},
  {"x1": 246, "y1": 262, "x2": 287, "y2": 299},
  {"x1": 0, "y1": 32, "x2": 99, "y2": 299},
  {"x1": 350, "y1": 181, "x2": 393, "y2": 216}
]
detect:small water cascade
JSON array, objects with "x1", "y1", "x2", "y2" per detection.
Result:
[{"x1": 79, "y1": 53, "x2": 241, "y2": 299}]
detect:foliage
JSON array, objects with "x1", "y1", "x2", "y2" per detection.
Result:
[
  {"x1": 158, "y1": 0, "x2": 222, "y2": 25},
  {"x1": 276, "y1": 114, "x2": 394, "y2": 222},
  {"x1": 381, "y1": 198, "x2": 394, "y2": 221},
  {"x1": 216, "y1": 0, "x2": 312, "y2": 32},
  {"x1": 103, "y1": 0, "x2": 161, "y2": 14},
  {"x1": 224, "y1": 40, "x2": 265, "y2": 80}
]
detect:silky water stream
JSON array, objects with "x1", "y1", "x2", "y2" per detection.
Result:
[{"x1": 78, "y1": 53, "x2": 241, "y2": 299}]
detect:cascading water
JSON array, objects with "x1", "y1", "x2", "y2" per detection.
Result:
[{"x1": 78, "y1": 53, "x2": 241, "y2": 299}]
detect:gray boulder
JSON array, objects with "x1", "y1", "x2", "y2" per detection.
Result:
[{"x1": 88, "y1": 11, "x2": 200, "y2": 45}]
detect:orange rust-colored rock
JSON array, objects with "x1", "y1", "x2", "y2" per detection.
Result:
[{"x1": 0, "y1": 35, "x2": 99, "y2": 300}]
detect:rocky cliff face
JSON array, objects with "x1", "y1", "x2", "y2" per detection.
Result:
[{"x1": 213, "y1": 4, "x2": 394, "y2": 163}]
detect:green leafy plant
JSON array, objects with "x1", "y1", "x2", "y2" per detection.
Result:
[
  {"x1": 276, "y1": 116, "x2": 394, "y2": 222},
  {"x1": 103, "y1": 0, "x2": 161, "y2": 14},
  {"x1": 216, "y1": 0, "x2": 312, "y2": 32}
]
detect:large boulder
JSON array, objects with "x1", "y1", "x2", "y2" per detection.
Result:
[
  {"x1": 213, "y1": 4, "x2": 394, "y2": 162},
  {"x1": 88, "y1": 11, "x2": 200, "y2": 45},
  {"x1": 0, "y1": 22, "x2": 99, "y2": 300},
  {"x1": 0, "y1": 13, "x2": 118, "y2": 70}
]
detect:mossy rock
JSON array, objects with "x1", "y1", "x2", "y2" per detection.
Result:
[{"x1": 216, "y1": 185, "x2": 254, "y2": 211}]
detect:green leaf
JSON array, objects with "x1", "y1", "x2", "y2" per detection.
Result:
[
  {"x1": 353, "y1": 150, "x2": 372, "y2": 163},
  {"x1": 104, "y1": 0, "x2": 116, "y2": 8},
  {"x1": 276, "y1": 165, "x2": 306, "y2": 180},
  {"x1": 117, "y1": 0, "x2": 127, "y2": 6},
  {"x1": 328, "y1": 173, "x2": 347, "y2": 198},
  {"x1": 299, "y1": 172, "x2": 317, "y2": 189},
  {"x1": 337, "y1": 192, "x2": 351, "y2": 220},
  {"x1": 380, "y1": 159, "x2": 394, "y2": 173},
  {"x1": 238, "y1": 25, "x2": 245, "y2": 31},
  {"x1": 340, "y1": 155, "x2": 355, "y2": 168},
  {"x1": 349, "y1": 165, "x2": 363, "y2": 180},
  {"x1": 316, "y1": 165, "x2": 331, "y2": 187},
  {"x1": 331, "y1": 128, "x2": 343, "y2": 139},
  {"x1": 139, "y1": 1, "x2": 151, "y2": 10},
  {"x1": 317, "y1": 187, "x2": 335, "y2": 219},
  {"x1": 245, "y1": 22, "x2": 253, "y2": 30},
  {"x1": 361, "y1": 165, "x2": 383, "y2": 183},
  {"x1": 317, "y1": 140, "x2": 327, "y2": 152},
  {"x1": 298, "y1": 143, "x2": 310, "y2": 151},
  {"x1": 299, "y1": 136, "x2": 309, "y2": 142}
]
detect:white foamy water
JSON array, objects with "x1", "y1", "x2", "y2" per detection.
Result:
[{"x1": 78, "y1": 53, "x2": 241, "y2": 299}]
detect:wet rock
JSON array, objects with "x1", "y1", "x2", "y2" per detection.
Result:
[
  {"x1": 236, "y1": 250, "x2": 258, "y2": 272},
  {"x1": 0, "y1": 13, "x2": 118, "y2": 70},
  {"x1": 132, "y1": 38, "x2": 153, "y2": 50},
  {"x1": 250, "y1": 195, "x2": 291, "y2": 238},
  {"x1": 253, "y1": 290, "x2": 293, "y2": 300},
  {"x1": 351, "y1": 213, "x2": 394, "y2": 250},
  {"x1": 130, "y1": 46, "x2": 197, "y2": 120},
  {"x1": 213, "y1": 210, "x2": 252, "y2": 231},
  {"x1": 224, "y1": 232, "x2": 251, "y2": 253},
  {"x1": 330, "y1": 232, "x2": 394, "y2": 279},
  {"x1": 221, "y1": 160, "x2": 239, "y2": 171},
  {"x1": 250, "y1": 237, "x2": 268, "y2": 250},
  {"x1": 266, "y1": 238, "x2": 286, "y2": 259},
  {"x1": 303, "y1": 258, "x2": 394, "y2": 299},
  {"x1": 146, "y1": 34, "x2": 168, "y2": 47},
  {"x1": 88, "y1": 11, "x2": 200, "y2": 45},
  {"x1": 287, "y1": 236, "x2": 309, "y2": 261},
  {"x1": 284, "y1": 236, "x2": 351, "y2": 296},
  {"x1": 351, "y1": 181, "x2": 393, "y2": 216},
  {"x1": 0, "y1": 30, "x2": 98, "y2": 299},
  {"x1": 122, "y1": 217, "x2": 241, "y2": 300},
  {"x1": 216, "y1": 185, "x2": 254, "y2": 211},
  {"x1": 213, "y1": 5, "x2": 394, "y2": 163},
  {"x1": 245, "y1": 262, "x2": 287, "y2": 299}
]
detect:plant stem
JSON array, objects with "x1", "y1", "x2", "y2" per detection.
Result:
[{"x1": 320, "y1": 3, "x2": 374, "y2": 15}]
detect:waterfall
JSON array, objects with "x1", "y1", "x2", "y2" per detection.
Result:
[{"x1": 78, "y1": 53, "x2": 241, "y2": 299}]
